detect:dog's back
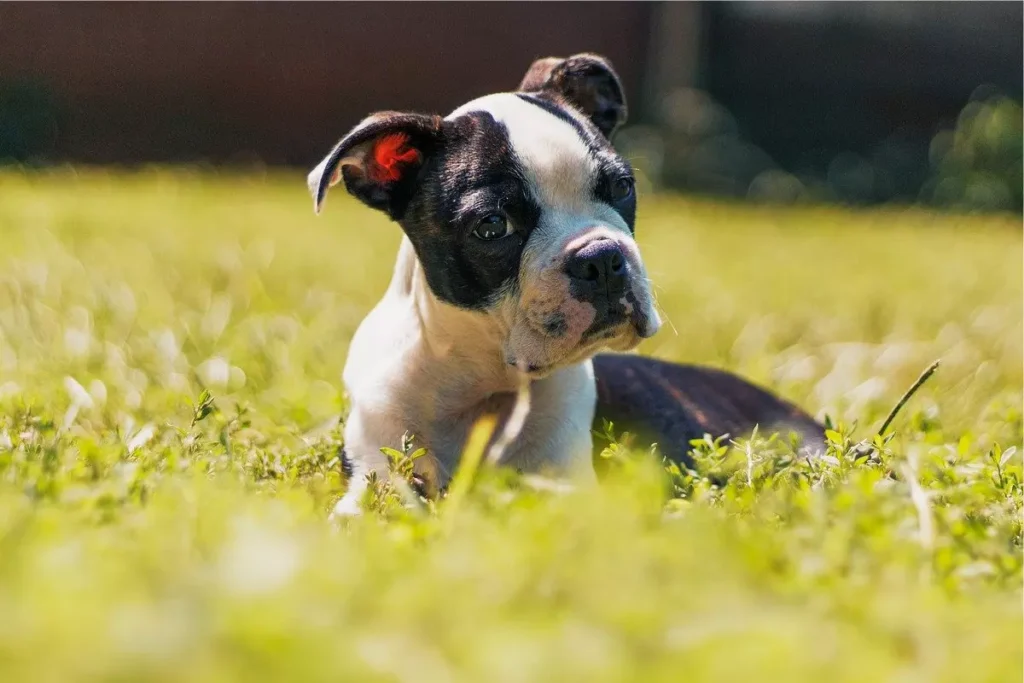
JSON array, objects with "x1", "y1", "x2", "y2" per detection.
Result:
[{"x1": 592, "y1": 354, "x2": 824, "y2": 467}]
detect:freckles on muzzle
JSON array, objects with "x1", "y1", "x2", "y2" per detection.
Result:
[
  {"x1": 505, "y1": 272, "x2": 599, "y2": 370},
  {"x1": 541, "y1": 312, "x2": 568, "y2": 337},
  {"x1": 504, "y1": 232, "x2": 662, "y2": 372},
  {"x1": 521, "y1": 272, "x2": 598, "y2": 342}
]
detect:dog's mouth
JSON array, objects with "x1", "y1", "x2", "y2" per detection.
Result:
[
  {"x1": 507, "y1": 311, "x2": 658, "y2": 379},
  {"x1": 584, "y1": 307, "x2": 659, "y2": 342},
  {"x1": 506, "y1": 359, "x2": 551, "y2": 377}
]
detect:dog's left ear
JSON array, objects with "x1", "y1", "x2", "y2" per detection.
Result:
[
  {"x1": 518, "y1": 53, "x2": 627, "y2": 139},
  {"x1": 307, "y1": 111, "x2": 443, "y2": 217}
]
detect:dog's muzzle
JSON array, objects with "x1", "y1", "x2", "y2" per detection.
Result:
[{"x1": 565, "y1": 238, "x2": 648, "y2": 337}]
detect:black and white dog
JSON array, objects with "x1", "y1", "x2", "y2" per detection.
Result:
[{"x1": 308, "y1": 53, "x2": 822, "y2": 516}]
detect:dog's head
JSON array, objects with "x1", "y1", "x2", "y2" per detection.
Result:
[{"x1": 308, "y1": 53, "x2": 660, "y2": 377}]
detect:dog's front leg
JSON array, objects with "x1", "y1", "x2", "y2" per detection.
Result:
[
  {"x1": 497, "y1": 362, "x2": 599, "y2": 484},
  {"x1": 330, "y1": 409, "x2": 393, "y2": 519}
]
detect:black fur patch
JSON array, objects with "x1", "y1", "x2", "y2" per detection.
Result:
[
  {"x1": 339, "y1": 446, "x2": 354, "y2": 480},
  {"x1": 594, "y1": 170, "x2": 637, "y2": 232},
  {"x1": 398, "y1": 111, "x2": 541, "y2": 310}
]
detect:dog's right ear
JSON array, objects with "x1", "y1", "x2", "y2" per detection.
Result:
[
  {"x1": 518, "y1": 53, "x2": 627, "y2": 139},
  {"x1": 307, "y1": 111, "x2": 443, "y2": 217}
]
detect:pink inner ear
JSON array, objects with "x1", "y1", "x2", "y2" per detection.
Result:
[
  {"x1": 329, "y1": 165, "x2": 343, "y2": 187},
  {"x1": 369, "y1": 133, "x2": 421, "y2": 183}
]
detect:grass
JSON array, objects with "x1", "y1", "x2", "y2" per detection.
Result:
[{"x1": 0, "y1": 168, "x2": 1021, "y2": 682}]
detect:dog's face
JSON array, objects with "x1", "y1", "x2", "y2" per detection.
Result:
[{"x1": 309, "y1": 53, "x2": 661, "y2": 376}]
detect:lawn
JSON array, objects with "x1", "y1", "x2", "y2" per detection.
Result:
[{"x1": 0, "y1": 168, "x2": 1020, "y2": 682}]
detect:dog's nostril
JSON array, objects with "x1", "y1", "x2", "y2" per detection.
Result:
[
  {"x1": 566, "y1": 240, "x2": 627, "y2": 292},
  {"x1": 609, "y1": 250, "x2": 625, "y2": 274}
]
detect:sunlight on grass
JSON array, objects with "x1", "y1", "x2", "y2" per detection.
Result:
[{"x1": 0, "y1": 169, "x2": 1020, "y2": 682}]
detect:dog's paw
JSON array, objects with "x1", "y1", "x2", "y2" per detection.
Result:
[{"x1": 328, "y1": 493, "x2": 364, "y2": 522}]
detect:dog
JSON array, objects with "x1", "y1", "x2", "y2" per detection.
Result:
[{"x1": 307, "y1": 53, "x2": 823, "y2": 516}]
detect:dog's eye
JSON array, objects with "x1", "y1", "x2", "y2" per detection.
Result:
[
  {"x1": 611, "y1": 176, "x2": 635, "y2": 202},
  {"x1": 472, "y1": 214, "x2": 511, "y2": 241}
]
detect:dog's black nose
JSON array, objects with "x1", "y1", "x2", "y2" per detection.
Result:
[{"x1": 566, "y1": 240, "x2": 627, "y2": 296}]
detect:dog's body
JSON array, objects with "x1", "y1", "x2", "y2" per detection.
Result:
[{"x1": 308, "y1": 54, "x2": 823, "y2": 515}]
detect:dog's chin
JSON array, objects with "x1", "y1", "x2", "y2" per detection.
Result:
[{"x1": 507, "y1": 316, "x2": 657, "y2": 379}]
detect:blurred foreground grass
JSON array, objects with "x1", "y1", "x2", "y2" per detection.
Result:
[{"x1": 0, "y1": 169, "x2": 1021, "y2": 682}]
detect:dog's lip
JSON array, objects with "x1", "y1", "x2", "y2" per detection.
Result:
[
  {"x1": 506, "y1": 337, "x2": 611, "y2": 377},
  {"x1": 636, "y1": 319, "x2": 659, "y2": 339},
  {"x1": 507, "y1": 358, "x2": 548, "y2": 374},
  {"x1": 634, "y1": 309, "x2": 662, "y2": 339},
  {"x1": 582, "y1": 313, "x2": 654, "y2": 343},
  {"x1": 506, "y1": 308, "x2": 658, "y2": 375}
]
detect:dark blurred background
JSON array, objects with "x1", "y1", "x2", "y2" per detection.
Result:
[{"x1": 1, "y1": 2, "x2": 1021, "y2": 212}]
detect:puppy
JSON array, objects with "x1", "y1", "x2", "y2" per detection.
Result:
[{"x1": 307, "y1": 53, "x2": 823, "y2": 515}]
